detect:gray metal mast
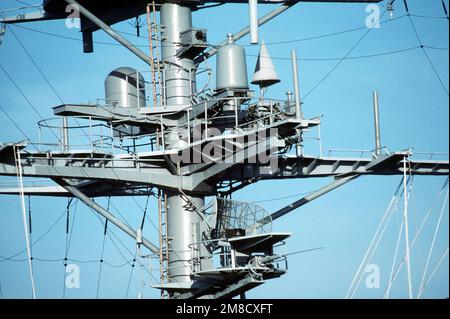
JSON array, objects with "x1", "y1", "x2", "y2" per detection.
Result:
[
  {"x1": 159, "y1": 3, "x2": 206, "y2": 285},
  {"x1": 0, "y1": 0, "x2": 448, "y2": 299}
]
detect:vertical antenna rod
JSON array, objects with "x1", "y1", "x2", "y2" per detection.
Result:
[
  {"x1": 373, "y1": 91, "x2": 381, "y2": 156},
  {"x1": 249, "y1": 0, "x2": 258, "y2": 44},
  {"x1": 291, "y1": 49, "x2": 302, "y2": 119},
  {"x1": 196, "y1": 1, "x2": 299, "y2": 63},
  {"x1": 61, "y1": 116, "x2": 69, "y2": 151}
]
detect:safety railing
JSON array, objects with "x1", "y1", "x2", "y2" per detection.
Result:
[
  {"x1": 272, "y1": 240, "x2": 289, "y2": 272},
  {"x1": 36, "y1": 117, "x2": 160, "y2": 155},
  {"x1": 188, "y1": 238, "x2": 288, "y2": 275},
  {"x1": 410, "y1": 151, "x2": 449, "y2": 160},
  {"x1": 34, "y1": 94, "x2": 301, "y2": 157},
  {"x1": 326, "y1": 148, "x2": 450, "y2": 161},
  {"x1": 327, "y1": 147, "x2": 390, "y2": 159},
  {"x1": 160, "y1": 96, "x2": 298, "y2": 149}
]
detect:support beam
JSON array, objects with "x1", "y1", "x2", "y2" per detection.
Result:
[
  {"x1": 257, "y1": 174, "x2": 359, "y2": 226},
  {"x1": 64, "y1": 0, "x2": 151, "y2": 65},
  {"x1": 213, "y1": 275, "x2": 262, "y2": 299},
  {"x1": 1, "y1": 11, "x2": 65, "y2": 24},
  {"x1": 61, "y1": 181, "x2": 159, "y2": 254}
]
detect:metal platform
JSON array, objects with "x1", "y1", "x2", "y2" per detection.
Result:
[{"x1": 228, "y1": 232, "x2": 291, "y2": 255}]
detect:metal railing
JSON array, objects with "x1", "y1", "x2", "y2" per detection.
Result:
[
  {"x1": 188, "y1": 238, "x2": 288, "y2": 275},
  {"x1": 411, "y1": 151, "x2": 449, "y2": 160},
  {"x1": 327, "y1": 147, "x2": 390, "y2": 159},
  {"x1": 34, "y1": 93, "x2": 301, "y2": 157},
  {"x1": 36, "y1": 117, "x2": 161, "y2": 155}
]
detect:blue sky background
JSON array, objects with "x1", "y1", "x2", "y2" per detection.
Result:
[{"x1": 0, "y1": 0, "x2": 448, "y2": 299}]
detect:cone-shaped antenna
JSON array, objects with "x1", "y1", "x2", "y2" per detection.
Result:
[{"x1": 251, "y1": 41, "x2": 280, "y2": 88}]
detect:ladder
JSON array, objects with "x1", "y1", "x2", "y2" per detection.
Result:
[
  {"x1": 146, "y1": 1, "x2": 164, "y2": 107},
  {"x1": 157, "y1": 188, "x2": 169, "y2": 299}
]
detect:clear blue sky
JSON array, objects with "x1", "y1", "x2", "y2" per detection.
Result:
[{"x1": 0, "y1": 0, "x2": 448, "y2": 299}]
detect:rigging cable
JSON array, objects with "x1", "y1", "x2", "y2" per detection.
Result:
[
  {"x1": 90, "y1": 198, "x2": 146, "y2": 297},
  {"x1": 250, "y1": 189, "x2": 319, "y2": 203},
  {"x1": 402, "y1": 0, "x2": 409, "y2": 13},
  {"x1": 402, "y1": 156, "x2": 413, "y2": 299},
  {"x1": 0, "y1": 255, "x2": 132, "y2": 266},
  {"x1": 385, "y1": 219, "x2": 404, "y2": 299},
  {"x1": 125, "y1": 254, "x2": 137, "y2": 298},
  {"x1": 197, "y1": 2, "x2": 226, "y2": 10},
  {"x1": 66, "y1": 199, "x2": 78, "y2": 255},
  {"x1": 0, "y1": 2, "x2": 42, "y2": 14},
  {"x1": 247, "y1": 45, "x2": 448, "y2": 62},
  {"x1": 141, "y1": 195, "x2": 150, "y2": 230},
  {"x1": 62, "y1": 197, "x2": 73, "y2": 299},
  {"x1": 27, "y1": 196, "x2": 32, "y2": 238},
  {"x1": 417, "y1": 246, "x2": 449, "y2": 299},
  {"x1": 125, "y1": 196, "x2": 153, "y2": 298},
  {"x1": 27, "y1": 195, "x2": 34, "y2": 278},
  {"x1": 107, "y1": 198, "x2": 134, "y2": 229},
  {"x1": 303, "y1": 8, "x2": 387, "y2": 101},
  {"x1": 406, "y1": 12, "x2": 449, "y2": 96},
  {"x1": 13, "y1": 0, "x2": 37, "y2": 6},
  {"x1": 6, "y1": 25, "x2": 65, "y2": 104},
  {"x1": 0, "y1": 65, "x2": 63, "y2": 144},
  {"x1": 87, "y1": 206, "x2": 161, "y2": 285},
  {"x1": 5, "y1": 25, "x2": 93, "y2": 142},
  {"x1": 3, "y1": 5, "x2": 447, "y2": 50},
  {"x1": 417, "y1": 187, "x2": 449, "y2": 298},
  {"x1": 0, "y1": 105, "x2": 39, "y2": 151},
  {"x1": 95, "y1": 197, "x2": 110, "y2": 299},
  {"x1": 350, "y1": 181, "x2": 406, "y2": 299},
  {"x1": 3, "y1": 12, "x2": 421, "y2": 49},
  {"x1": 135, "y1": 193, "x2": 199, "y2": 289},
  {"x1": 136, "y1": 194, "x2": 151, "y2": 297},
  {"x1": 0, "y1": 207, "x2": 67, "y2": 262},
  {"x1": 382, "y1": 177, "x2": 449, "y2": 298},
  {"x1": 346, "y1": 176, "x2": 408, "y2": 298},
  {"x1": 442, "y1": 0, "x2": 449, "y2": 19},
  {"x1": 14, "y1": 146, "x2": 36, "y2": 299}
]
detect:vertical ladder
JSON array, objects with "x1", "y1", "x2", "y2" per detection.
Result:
[
  {"x1": 158, "y1": 188, "x2": 169, "y2": 299},
  {"x1": 146, "y1": 1, "x2": 164, "y2": 107}
]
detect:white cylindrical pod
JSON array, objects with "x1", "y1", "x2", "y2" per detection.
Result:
[{"x1": 105, "y1": 67, "x2": 146, "y2": 108}]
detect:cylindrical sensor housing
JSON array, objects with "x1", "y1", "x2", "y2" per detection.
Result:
[
  {"x1": 216, "y1": 34, "x2": 249, "y2": 91},
  {"x1": 105, "y1": 67, "x2": 146, "y2": 108}
]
